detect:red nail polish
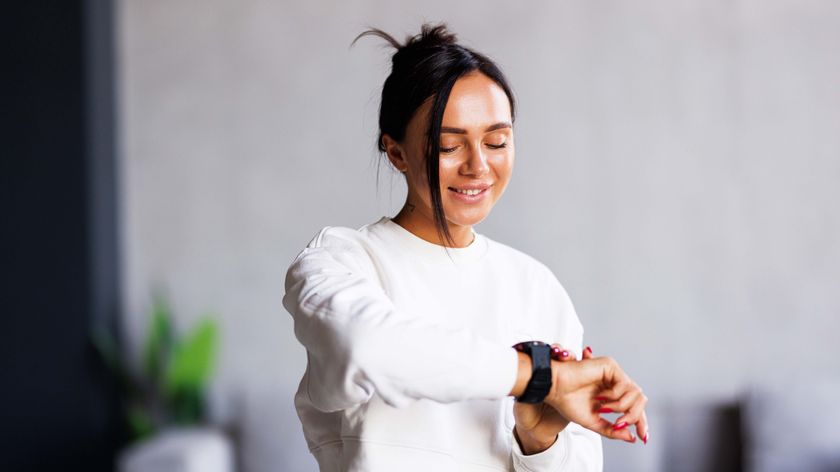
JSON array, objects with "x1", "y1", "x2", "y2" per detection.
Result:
[
  {"x1": 584, "y1": 346, "x2": 592, "y2": 354},
  {"x1": 612, "y1": 422, "x2": 628, "y2": 431},
  {"x1": 560, "y1": 350, "x2": 570, "y2": 358},
  {"x1": 595, "y1": 396, "x2": 608, "y2": 402},
  {"x1": 643, "y1": 433, "x2": 648, "y2": 445},
  {"x1": 598, "y1": 407, "x2": 613, "y2": 413},
  {"x1": 550, "y1": 346, "x2": 561, "y2": 359}
]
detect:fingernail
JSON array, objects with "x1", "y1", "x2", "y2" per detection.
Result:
[
  {"x1": 584, "y1": 346, "x2": 592, "y2": 354},
  {"x1": 550, "y1": 346, "x2": 562, "y2": 359},
  {"x1": 560, "y1": 350, "x2": 570, "y2": 358},
  {"x1": 595, "y1": 396, "x2": 608, "y2": 402},
  {"x1": 598, "y1": 407, "x2": 613, "y2": 413},
  {"x1": 612, "y1": 421, "x2": 628, "y2": 431},
  {"x1": 643, "y1": 432, "x2": 648, "y2": 445}
]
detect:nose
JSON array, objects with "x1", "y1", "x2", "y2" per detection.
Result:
[{"x1": 462, "y1": 143, "x2": 490, "y2": 176}]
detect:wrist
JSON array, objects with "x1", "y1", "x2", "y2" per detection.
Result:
[{"x1": 514, "y1": 424, "x2": 558, "y2": 455}]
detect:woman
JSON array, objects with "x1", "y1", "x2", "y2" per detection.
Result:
[{"x1": 283, "y1": 22, "x2": 649, "y2": 471}]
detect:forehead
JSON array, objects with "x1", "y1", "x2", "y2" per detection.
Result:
[{"x1": 441, "y1": 72, "x2": 511, "y2": 130}]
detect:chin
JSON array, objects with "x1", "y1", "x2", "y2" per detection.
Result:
[{"x1": 445, "y1": 209, "x2": 490, "y2": 228}]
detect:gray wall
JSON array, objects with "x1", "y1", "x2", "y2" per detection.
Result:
[{"x1": 118, "y1": 1, "x2": 840, "y2": 470}]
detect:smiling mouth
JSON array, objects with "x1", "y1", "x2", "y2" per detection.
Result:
[{"x1": 448, "y1": 186, "x2": 490, "y2": 197}]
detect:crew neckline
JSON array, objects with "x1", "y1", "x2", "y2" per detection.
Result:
[{"x1": 374, "y1": 216, "x2": 488, "y2": 264}]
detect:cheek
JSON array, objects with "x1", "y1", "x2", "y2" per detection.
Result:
[
  {"x1": 492, "y1": 153, "x2": 514, "y2": 178},
  {"x1": 438, "y1": 160, "x2": 463, "y2": 187}
]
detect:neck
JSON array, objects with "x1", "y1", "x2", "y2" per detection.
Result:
[{"x1": 392, "y1": 205, "x2": 474, "y2": 248}]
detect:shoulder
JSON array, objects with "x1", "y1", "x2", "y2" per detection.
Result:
[
  {"x1": 298, "y1": 221, "x2": 388, "y2": 263},
  {"x1": 303, "y1": 223, "x2": 370, "y2": 250},
  {"x1": 306, "y1": 226, "x2": 359, "y2": 249},
  {"x1": 288, "y1": 222, "x2": 378, "y2": 277}
]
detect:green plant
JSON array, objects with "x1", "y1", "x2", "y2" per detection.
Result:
[{"x1": 92, "y1": 295, "x2": 219, "y2": 441}]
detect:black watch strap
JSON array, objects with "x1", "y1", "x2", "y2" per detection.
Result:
[{"x1": 512, "y1": 341, "x2": 553, "y2": 403}]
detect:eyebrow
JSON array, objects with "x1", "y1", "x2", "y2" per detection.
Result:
[{"x1": 440, "y1": 122, "x2": 512, "y2": 134}]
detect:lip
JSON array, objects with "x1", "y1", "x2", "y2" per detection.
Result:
[
  {"x1": 448, "y1": 184, "x2": 491, "y2": 203},
  {"x1": 448, "y1": 183, "x2": 492, "y2": 191}
]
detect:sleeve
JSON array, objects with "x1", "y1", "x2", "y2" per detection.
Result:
[
  {"x1": 511, "y1": 422, "x2": 603, "y2": 472},
  {"x1": 510, "y1": 268, "x2": 603, "y2": 471},
  {"x1": 282, "y1": 227, "x2": 520, "y2": 412}
]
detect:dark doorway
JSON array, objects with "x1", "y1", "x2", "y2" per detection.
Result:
[{"x1": 2, "y1": 1, "x2": 122, "y2": 470}]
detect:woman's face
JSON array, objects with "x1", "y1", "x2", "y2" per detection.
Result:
[{"x1": 389, "y1": 71, "x2": 515, "y2": 232}]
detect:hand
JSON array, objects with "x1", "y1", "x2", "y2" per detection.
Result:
[
  {"x1": 513, "y1": 343, "x2": 580, "y2": 454},
  {"x1": 544, "y1": 348, "x2": 649, "y2": 444}
]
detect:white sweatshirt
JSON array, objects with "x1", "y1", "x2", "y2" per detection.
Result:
[{"x1": 282, "y1": 216, "x2": 603, "y2": 471}]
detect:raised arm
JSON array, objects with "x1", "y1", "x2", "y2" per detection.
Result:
[{"x1": 282, "y1": 227, "x2": 520, "y2": 411}]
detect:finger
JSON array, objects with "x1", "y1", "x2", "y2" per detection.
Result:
[
  {"x1": 611, "y1": 391, "x2": 647, "y2": 427},
  {"x1": 592, "y1": 364, "x2": 626, "y2": 405},
  {"x1": 597, "y1": 356, "x2": 633, "y2": 391},
  {"x1": 596, "y1": 381, "x2": 634, "y2": 409},
  {"x1": 594, "y1": 398, "x2": 616, "y2": 414},
  {"x1": 601, "y1": 388, "x2": 641, "y2": 414},
  {"x1": 610, "y1": 418, "x2": 638, "y2": 443},
  {"x1": 637, "y1": 410, "x2": 650, "y2": 445},
  {"x1": 588, "y1": 417, "x2": 636, "y2": 443},
  {"x1": 594, "y1": 390, "x2": 642, "y2": 438},
  {"x1": 549, "y1": 343, "x2": 575, "y2": 362},
  {"x1": 582, "y1": 345, "x2": 593, "y2": 359},
  {"x1": 594, "y1": 392, "x2": 619, "y2": 405},
  {"x1": 594, "y1": 378, "x2": 635, "y2": 408},
  {"x1": 593, "y1": 360, "x2": 636, "y2": 404},
  {"x1": 613, "y1": 408, "x2": 650, "y2": 446}
]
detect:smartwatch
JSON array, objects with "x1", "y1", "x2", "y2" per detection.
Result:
[{"x1": 512, "y1": 341, "x2": 553, "y2": 403}]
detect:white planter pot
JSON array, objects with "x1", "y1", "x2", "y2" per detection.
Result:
[{"x1": 118, "y1": 426, "x2": 234, "y2": 472}]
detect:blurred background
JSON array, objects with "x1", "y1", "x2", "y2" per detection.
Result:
[{"x1": 5, "y1": 0, "x2": 839, "y2": 471}]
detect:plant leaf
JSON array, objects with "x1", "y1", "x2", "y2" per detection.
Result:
[{"x1": 164, "y1": 317, "x2": 218, "y2": 395}]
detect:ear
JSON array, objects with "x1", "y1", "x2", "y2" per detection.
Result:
[{"x1": 381, "y1": 134, "x2": 408, "y2": 173}]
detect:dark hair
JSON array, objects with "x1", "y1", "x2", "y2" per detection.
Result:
[{"x1": 351, "y1": 22, "x2": 516, "y2": 249}]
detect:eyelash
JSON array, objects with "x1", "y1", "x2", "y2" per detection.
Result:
[{"x1": 440, "y1": 143, "x2": 507, "y2": 154}]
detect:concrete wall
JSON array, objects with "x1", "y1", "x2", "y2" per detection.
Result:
[{"x1": 118, "y1": 1, "x2": 840, "y2": 470}]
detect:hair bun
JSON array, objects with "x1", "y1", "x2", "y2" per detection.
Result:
[
  {"x1": 350, "y1": 22, "x2": 458, "y2": 64},
  {"x1": 403, "y1": 22, "x2": 458, "y2": 49}
]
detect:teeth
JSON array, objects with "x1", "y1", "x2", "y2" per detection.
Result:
[{"x1": 453, "y1": 188, "x2": 483, "y2": 196}]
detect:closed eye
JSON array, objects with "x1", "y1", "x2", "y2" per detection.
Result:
[{"x1": 440, "y1": 143, "x2": 507, "y2": 154}]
